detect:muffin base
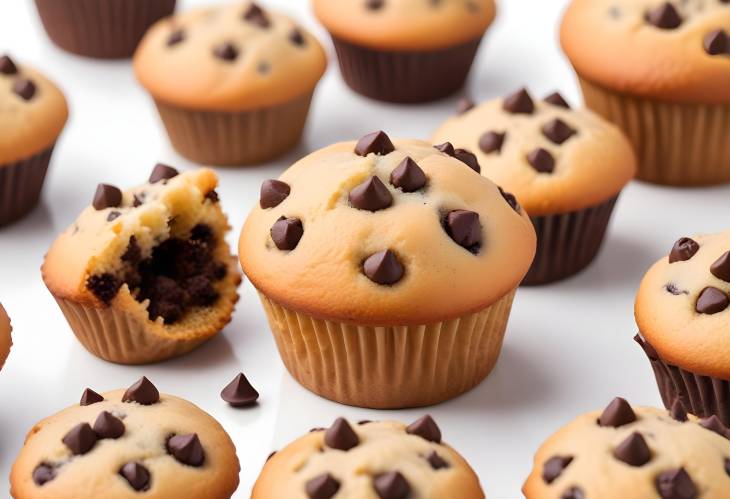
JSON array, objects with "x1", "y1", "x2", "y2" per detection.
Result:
[
  {"x1": 579, "y1": 77, "x2": 730, "y2": 186},
  {"x1": 258, "y1": 289, "x2": 516, "y2": 409},
  {"x1": 331, "y1": 36, "x2": 483, "y2": 104},
  {"x1": 523, "y1": 195, "x2": 619, "y2": 286},
  {"x1": 154, "y1": 92, "x2": 314, "y2": 166},
  {"x1": 0, "y1": 146, "x2": 54, "y2": 227},
  {"x1": 34, "y1": 0, "x2": 176, "y2": 59}
]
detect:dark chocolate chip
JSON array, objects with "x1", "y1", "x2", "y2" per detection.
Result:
[
  {"x1": 358, "y1": 420, "x2": 373, "y2": 425},
  {"x1": 92, "y1": 184, "x2": 122, "y2": 210},
  {"x1": 542, "y1": 456, "x2": 573, "y2": 484},
  {"x1": 149, "y1": 163, "x2": 179, "y2": 183},
  {"x1": 243, "y1": 3, "x2": 270, "y2": 27},
  {"x1": 669, "y1": 237, "x2": 699, "y2": 263},
  {"x1": 107, "y1": 211, "x2": 121, "y2": 222},
  {"x1": 725, "y1": 457, "x2": 730, "y2": 476},
  {"x1": 324, "y1": 418, "x2": 359, "y2": 451},
  {"x1": 167, "y1": 29, "x2": 185, "y2": 46},
  {"x1": 214, "y1": 42, "x2": 239, "y2": 61},
  {"x1": 271, "y1": 216, "x2": 304, "y2": 250},
  {"x1": 527, "y1": 148, "x2": 555, "y2": 173},
  {"x1": 434, "y1": 142, "x2": 455, "y2": 156},
  {"x1": 646, "y1": 2, "x2": 682, "y2": 29},
  {"x1": 699, "y1": 415, "x2": 729, "y2": 438},
  {"x1": 349, "y1": 176, "x2": 393, "y2": 211},
  {"x1": 366, "y1": 0, "x2": 385, "y2": 10},
  {"x1": 406, "y1": 415, "x2": 441, "y2": 443},
  {"x1": 598, "y1": 397, "x2": 637, "y2": 427},
  {"x1": 119, "y1": 462, "x2": 151, "y2": 492},
  {"x1": 122, "y1": 377, "x2": 160, "y2": 405},
  {"x1": 260, "y1": 179, "x2": 291, "y2": 209},
  {"x1": 665, "y1": 283, "x2": 686, "y2": 296},
  {"x1": 167, "y1": 433, "x2": 205, "y2": 467},
  {"x1": 670, "y1": 400, "x2": 688, "y2": 422},
  {"x1": 656, "y1": 468, "x2": 697, "y2": 499},
  {"x1": 80, "y1": 388, "x2": 104, "y2": 406},
  {"x1": 13, "y1": 78, "x2": 36, "y2": 100},
  {"x1": 290, "y1": 28, "x2": 306, "y2": 46},
  {"x1": 562, "y1": 487, "x2": 585, "y2": 499},
  {"x1": 613, "y1": 432, "x2": 651, "y2": 466},
  {"x1": 503, "y1": 88, "x2": 535, "y2": 114},
  {"x1": 221, "y1": 373, "x2": 259, "y2": 407},
  {"x1": 32, "y1": 463, "x2": 55, "y2": 486},
  {"x1": 86, "y1": 273, "x2": 122, "y2": 303},
  {"x1": 499, "y1": 187, "x2": 521, "y2": 213},
  {"x1": 355, "y1": 131, "x2": 395, "y2": 157},
  {"x1": 363, "y1": 250, "x2": 404, "y2": 285},
  {"x1": 0, "y1": 55, "x2": 18, "y2": 75},
  {"x1": 479, "y1": 131, "x2": 506, "y2": 154},
  {"x1": 444, "y1": 210, "x2": 482, "y2": 252},
  {"x1": 373, "y1": 472, "x2": 410, "y2": 499},
  {"x1": 544, "y1": 92, "x2": 570, "y2": 109},
  {"x1": 267, "y1": 450, "x2": 277, "y2": 461},
  {"x1": 456, "y1": 97, "x2": 474, "y2": 114},
  {"x1": 710, "y1": 251, "x2": 730, "y2": 282},
  {"x1": 306, "y1": 473, "x2": 341, "y2": 499},
  {"x1": 390, "y1": 157, "x2": 426, "y2": 192},
  {"x1": 427, "y1": 451, "x2": 449, "y2": 470},
  {"x1": 133, "y1": 193, "x2": 145, "y2": 207},
  {"x1": 696, "y1": 287, "x2": 729, "y2": 314},
  {"x1": 93, "y1": 411, "x2": 125, "y2": 439},
  {"x1": 704, "y1": 30, "x2": 728, "y2": 55},
  {"x1": 62, "y1": 423, "x2": 97, "y2": 455},
  {"x1": 542, "y1": 119, "x2": 577, "y2": 145},
  {"x1": 454, "y1": 148, "x2": 481, "y2": 173},
  {"x1": 205, "y1": 190, "x2": 219, "y2": 203}
]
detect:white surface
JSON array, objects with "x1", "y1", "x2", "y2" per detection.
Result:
[{"x1": 1, "y1": 0, "x2": 729, "y2": 497}]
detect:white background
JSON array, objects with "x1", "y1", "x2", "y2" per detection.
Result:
[{"x1": 1, "y1": 0, "x2": 729, "y2": 497}]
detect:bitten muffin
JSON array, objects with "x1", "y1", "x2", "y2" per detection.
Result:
[
  {"x1": 313, "y1": 0, "x2": 496, "y2": 103},
  {"x1": 42, "y1": 165, "x2": 241, "y2": 364},
  {"x1": 432, "y1": 88, "x2": 636, "y2": 285},
  {"x1": 253, "y1": 416, "x2": 485, "y2": 498},
  {"x1": 134, "y1": 2, "x2": 327, "y2": 166},
  {"x1": 10, "y1": 377, "x2": 240, "y2": 498},
  {"x1": 34, "y1": 0, "x2": 176, "y2": 59},
  {"x1": 0, "y1": 54, "x2": 68, "y2": 226},
  {"x1": 523, "y1": 398, "x2": 730, "y2": 498},
  {"x1": 561, "y1": 0, "x2": 730, "y2": 186},
  {"x1": 0, "y1": 303, "x2": 12, "y2": 370},
  {"x1": 635, "y1": 229, "x2": 730, "y2": 425},
  {"x1": 239, "y1": 131, "x2": 536, "y2": 408}
]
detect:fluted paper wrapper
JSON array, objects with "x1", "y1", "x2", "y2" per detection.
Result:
[
  {"x1": 579, "y1": 77, "x2": 730, "y2": 186},
  {"x1": 154, "y1": 92, "x2": 314, "y2": 166},
  {"x1": 0, "y1": 146, "x2": 53, "y2": 227},
  {"x1": 258, "y1": 289, "x2": 516, "y2": 409}
]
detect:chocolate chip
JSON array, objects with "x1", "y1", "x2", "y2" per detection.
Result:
[
  {"x1": 149, "y1": 163, "x2": 179, "y2": 183},
  {"x1": 390, "y1": 157, "x2": 426, "y2": 192},
  {"x1": 456, "y1": 97, "x2": 474, "y2": 114},
  {"x1": 434, "y1": 142, "x2": 455, "y2": 156},
  {"x1": 665, "y1": 283, "x2": 686, "y2": 296},
  {"x1": 80, "y1": 388, "x2": 104, "y2": 406},
  {"x1": 646, "y1": 2, "x2": 682, "y2": 29},
  {"x1": 444, "y1": 210, "x2": 482, "y2": 252},
  {"x1": 669, "y1": 237, "x2": 699, "y2": 263},
  {"x1": 214, "y1": 42, "x2": 239, "y2": 61},
  {"x1": 167, "y1": 29, "x2": 185, "y2": 46},
  {"x1": 670, "y1": 400, "x2": 688, "y2": 422},
  {"x1": 696, "y1": 287, "x2": 729, "y2": 314},
  {"x1": 324, "y1": 418, "x2": 359, "y2": 451},
  {"x1": 92, "y1": 184, "x2": 122, "y2": 210},
  {"x1": 93, "y1": 411, "x2": 125, "y2": 439},
  {"x1": 542, "y1": 119, "x2": 577, "y2": 145},
  {"x1": 598, "y1": 397, "x2": 637, "y2": 427},
  {"x1": 725, "y1": 457, "x2": 730, "y2": 476},
  {"x1": 107, "y1": 211, "x2": 121, "y2": 222},
  {"x1": 271, "y1": 217, "x2": 304, "y2": 250},
  {"x1": 133, "y1": 193, "x2": 145, "y2": 207},
  {"x1": 699, "y1": 415, "x2": 729, "y2": 438},
  {"x1": 32, "y1": 463, "x2": 55, "y2": 486},
  {"x1": 503, "y1": 88, "x2": 534, "y2": 114},
  {"x1": 427, "y1": 451, "x2": 449, "y2": 470},
  {"x1": 544, "y1": 92, "x2": 570, "y2": 109},
  {"x1": 205, "y1": 190, "x2": 219, "y2": 203},
  {"x1": 86, "y1": 273, "x2": 122, "y2": 303},
  {"x1": 711, "y1": 251, "x2": 730, "y2": 282},
  {"x1": 613, "y1": 432, "x2": 651, "y2": 466},
  {"x1": 704, "y1": 30, "x2": 728, "y2": 55},
  {"x1": 221, "y1": 372, "x2": 259, "y2": 407},
  {"x1": 290, "y1": 28, "x2": 306, "y2": 46},
  {"x1": 267, "y1": 450, "x2": 277, "y2": 461},
  {"x1": 406, "y1": 415, "x2": 441, "y2": 443},
  {"x1": 354, "y1": 131, "x2": 395, "y2": 157},
  {"x1": 373, "y1": 472, "x2": 410, "y2": 499},
  {"x1": 167, "y1": 433, "x2": 205, "y2": 467},
  {"x1": 656, "y1": 468, "x2": 697, "y2": 499},
  {"x1": 562, "y1": 487, "x2": 585, "y2": 499},
  {"x1": 479, "y1": 131, "x2": 506, "y2": 154},
  {"x1": 453, "y1": 148, "x2": 481, "y2": 173},
  {"x1": 363, "y1": 250, "x2": 404, "y2": 285},
  {"x1": 13, "y1": 78, "x2": 36, "y2": 100},
  {"x1": 349, "y1": 176, "x2": 393, "y2": 211},
  {"x1": 62, "y1": 423, "x2": 97, "y2": 455},
  {"x1": 527, "y1": 148, "x2": 555, "y2": 173},
  {"x1": 0, "y1": 55, "x2": 18, "y2": 75},
  {"x1": 499, "y1": 187, "x2": 521, "y2": 213},
  {"x1": 119, "y1": 462, "x2": 151, "y2": 492},
  {"x1": 366, "y1": 0, "x2": 385, "y2": 10},
  {"x1": 122, "y1": 377, "x2": 160, "y2": 405},
  {"x1": 306, "y1": 473, "x2": 341, "y2": 499},
  {"x1": 259, "y1": 179, "x2": 291, "y2": 209},
  {"x1": 542, "y1": 456, "x2": 573, "y2": 484},
  {"x1": 243, "y1": 3, "x2": 270, "y2": 27}
]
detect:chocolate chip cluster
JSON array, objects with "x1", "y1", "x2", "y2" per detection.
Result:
[
  {"x1": 1, "y1": 55, "x2": 37, "y2": 101},
  {"x1": 32, "y1": 378, "x2": 206, "y2": 493}
]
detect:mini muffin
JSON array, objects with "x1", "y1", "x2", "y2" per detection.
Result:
[
  {"x1": 253, "y1": 416, "x2": 485, "y2": 498},
  {"x1": 10, "y1": 377, "x2": 240, "y2": 498},
  {"x1": 34, "y1": 0, "x2": 176, "y2": 59},
  {"x1": 524, "y1": 397, "x2": 730, "y2": 498},
  {"x1": 134, "y1": 2, "x2": 327, "y2": 166},
  {"x1": 635, "y1": 229, "x2": 730, "y2": 425},
  {"x1": 432, "y1": 88, "x2": 636, "y2": 285},
  {"x1": 0, "y1": 54, "x2": 68, "y2": 226},
  {"x1": 313, "y1": 0, "x2": 496, "y2": 103},
  {"x1": 239, "y1": 131, "x2": 536, "y2": 408},
  {"x1": 561, "y1": 0, "x2": 730, "y2": 186},
  {"x1": 42, "y1": 165, "x2": 241, "y2": 365},
  {"x1": 0, "y1": 303, "x2": 12, "y2": 370}
]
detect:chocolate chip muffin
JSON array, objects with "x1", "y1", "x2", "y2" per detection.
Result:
[
  {"x1": 0, "y1": 303, "x2": 11, "y2": 370},
  {"x1": 239, "y1": 131, "x2": 536, "y2": 408},
  {"x1": 432, "y1": 88, "x2": 636, "y2": 284},
  {"x1": 253, "y1": 416, "x2": 485, "y2": 499},
  {"x1": 313, "y1": 0, "x2": 496, "y2": 103},
  {"x1": 0, "y1": 54, "x2": 68, "y2": 226},
  {"x1": 134, "y1": 2, "x2": 327, "y2": 166},
  {"x1": 635, "y1": 230, "x2": 730, "y2": 425},
  {"x1": 42, "y1": 165, "x2": 241, "y2": 364},
  {"x1": 523, "y1": 398, "x2": 730, "y2": 498},
  {"x1": 561, "y1": 0, "x2": 730, "y2": 186},
  {"x1": 10, "y1": 377, "x2": 240, "y2": 498}
]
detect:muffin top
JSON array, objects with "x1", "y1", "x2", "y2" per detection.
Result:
[
  {"x1": 523, "y1": 398, "x2": 730, "y2": 499},
  {"x1": 0, "y1": 55, "x2": 68, "y2": 164},
  {"x1": 10, "y1": 378, "x2": 240, "y2": 499},
  {"x1": 432, "y1": 89, "x2": 636, "y2": 216},
  {"x1": 238, "y1": 132, "x2": 536, "y2": 325},
  {"x1": 635, "y1": 229, "x2": 730, "y2": 379},
  {"x1": 561, "y1": 0, "x2": 730, "y2": 104},
  {"x1": 134, "y1": 2, "x2": 327, "y2": 111},
  {"x1": 252, "y1": 417, "x2": 485, "y2": 499},
  {"x1": 312, "y1": 0, "x2": 497, "y2": 51},
  {"x1": 0, "y1": 303, "x2": 11, "y2": 370}
]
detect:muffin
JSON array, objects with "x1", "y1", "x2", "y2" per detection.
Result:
[
  {"x1": 239, "y1": 131, "x2": 536, "y2": 408},
  {"x1": 42, "y1": 165, "x2": 241, "y2": 364},
  {"x1": 432, "y1": 88, "x2": 636, "y2": 285},
  {"x1": 0, "y1": 303, "x2": 11, "y2": 370},
  {"x1": 635, "y1": 229, "x2": 730, "y2": 425},
  {"x1": 10, "y1": 377, "x2": 240, "y2": 498},
  {"x1": 134, "y1": 2, "x2": 327, "y2": 166},
  {"x1": 312, "y1": 0, "x2": 496, "y2": 103},
  {"x1": 523, "y1": 397, "x2": 730, "y2": 498},
  {"x1": 253, "y1": 416, "x2": 485, "y2": 498},
  {"x1": 561, "y1": 0, "x2": 730, "y2": 186},
  {"x1": 34, "y1": 0, "x2": 176, "y2": 59},
  {"x1": 0, "y1": 54, "x2": 68, "y2": 226}
]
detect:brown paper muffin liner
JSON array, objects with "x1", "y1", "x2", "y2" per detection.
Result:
[
  {"x1": 154, "y1": 92, "x2": 314, "y2": 166},
  {"x1": 34, "y1": 0, "x2": 176, "y2": 59},
  {"x1": 0, "y1": 146, "x2": 54, "y2": 227},
  {"x1": 330, "y1": 36, "x2": 483, "y2": 104},
  {"x1": 257, "y1": 289, "x2": 516, "y2": 409},
  {"x1": 579, "y1": 77, "x2": 730, "y2": 186},
  {"x1": 522, "y1": 195, "x2": 619, "y2": 286}
]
